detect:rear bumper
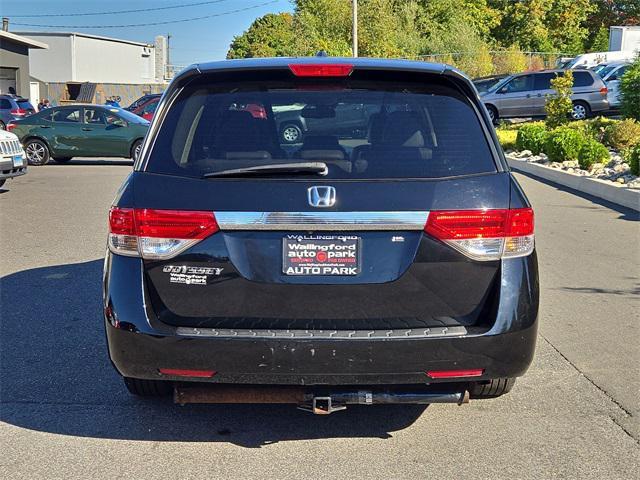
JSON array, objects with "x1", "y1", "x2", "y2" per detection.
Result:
[{"x1": 103, "y1": 252, "x2": 539, "y2": 385}]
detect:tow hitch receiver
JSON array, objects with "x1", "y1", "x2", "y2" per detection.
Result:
[{"x1": 174, "y1": 385, "x2": 469, "y2": 414}]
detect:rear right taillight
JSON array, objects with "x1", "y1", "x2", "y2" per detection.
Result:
[
  {"x1": 10, "y1": 108, "x2": 27, "y2": 117},
  {"x1": 424, "y1": 208, "x2": 534, "y2": 261},
  {"x1": 599, "y1": 86, "x2": 608, "y2": 95},
  {"x1": 108, "y1": 207, "x2": 219, "y2": 259}
]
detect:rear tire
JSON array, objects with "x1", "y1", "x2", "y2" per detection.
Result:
[
  {"x1": 131, "y1": 139, "x2": 143, "y2": 161},
  {"x1": 469, "y1": 377, "x2": 515, "y2": 399},
  {"x1": 280, "y1": 123, "x2": 303, "y2": 144},
  {"x1": 123, "y1": 377, "x2": 172, "y2": 397},
  {"x1": 24, "y1": 139, "x2": 50, "y2": 166},
  {"x1": 486, "y1": 105, "x2": 499, "y2": 125},
  {"x1": 571, "y1": 101, "x2": 590, "y2": 120},
  {"x1": 54, "y1": 157, "x2": 72, "y2": 164}
]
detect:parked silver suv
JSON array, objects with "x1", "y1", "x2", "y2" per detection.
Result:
[{"x1": 480, "y1": 69, "x2": 609, "y2": 123}]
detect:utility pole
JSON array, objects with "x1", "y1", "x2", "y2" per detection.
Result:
[
  {"x1": 352, "y1": 0, "x2": 358, "y2": 58},
  {"x1": 167, "y1": 33, "x2": 171, "y2": 80}
]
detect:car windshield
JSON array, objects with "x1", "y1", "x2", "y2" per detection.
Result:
[
  {"x1": 486, "y1": 75, "x2": 513, "y2": 93},
  {"x1": 145, "y1": 79, "x2": 496, "y2": 180}
]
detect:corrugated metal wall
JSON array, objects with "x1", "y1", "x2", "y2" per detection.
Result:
[{"x1": 38, "y1": 82, "x2": 166, "y2": 108}]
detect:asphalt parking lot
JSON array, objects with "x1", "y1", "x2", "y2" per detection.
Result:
[{"x1": 1, "y1": 161, "x2": 638, "y2": 479}]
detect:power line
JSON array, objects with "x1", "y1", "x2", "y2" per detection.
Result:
[
  {"x1": 11, "y1": 1, "x2": 278, "y2": 28},
  {"x1": 7, "y1": 0, "x2": 232, "y2": 18}
]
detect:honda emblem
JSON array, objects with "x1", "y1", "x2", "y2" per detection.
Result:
[{"x1": 307, "y1": 186, "x2": 336, "y2": 208}]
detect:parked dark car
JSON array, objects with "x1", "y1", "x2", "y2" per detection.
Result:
[
  {"x1": 480, "y1": 69, "x2": 608, "y2": 123},
  {"x1": 0, "y1": 95, "x2": 35, "y2": 130},
  {"x1": 104, "y1": 58, "x2": 539, "y2": 413},
  {"x1": 9, "y1": 104, "x2": 149, "y2": 165},
  {"x1": 472, "y1": 74, "x2": 509, "y2": 94}
]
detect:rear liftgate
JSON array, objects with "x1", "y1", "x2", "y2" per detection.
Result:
[{"x1": 174, "y1": 385, "x2": 470, "y2": 415}]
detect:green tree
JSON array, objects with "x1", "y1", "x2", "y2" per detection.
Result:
[
  {"x1": 545, "y1": 70, "x2": 574, "y2": 129},
  {"x1": 620, "y1": 58, "x2": 640, "y2": 121},
  {"x1": 227, "y1": 13, "x2": 296, "y2": 59}
]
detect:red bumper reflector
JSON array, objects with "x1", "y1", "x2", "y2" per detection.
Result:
[
  {"x1": 426, "y1": 369, "x2": 484, "y2": 379},
  {"x1": 289, "y1": 63, "x2": 353, "y2": 77},
  {"x1": 159, "y1": 368, "x2": 216, "y2": 378}
]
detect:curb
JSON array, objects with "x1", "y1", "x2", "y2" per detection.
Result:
[{"x1": 508, "y1": 158, "x2": 640, "y2": 212}]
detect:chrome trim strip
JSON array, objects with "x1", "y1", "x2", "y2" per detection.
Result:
[
  {"x1": 216, "y1": 211, "x2": 429, "y2": 231},
  {"x1": 175, "y1": 326, "x2": 467, "y2": 339}
]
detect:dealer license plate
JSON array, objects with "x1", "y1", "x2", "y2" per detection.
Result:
[{"x1": 282, "y1": 235, "x2": 360, "y2": 276}]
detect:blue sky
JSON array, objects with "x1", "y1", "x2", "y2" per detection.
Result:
[{"x1": 1, "y1": 0, "x2": 293, "y2": 65}]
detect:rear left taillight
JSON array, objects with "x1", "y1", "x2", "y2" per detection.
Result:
[
  {"x1": 424, "y1": 208, "x2": 534, "y2": 261},
  {"x1": 6, "y1": 122, "x2": 16, "y2": 132},
  {"x1": 10, "y1": 108, "x2": 27, "y2": 117},
  {"x1": 600, "y1": 86, "x2": 608, "y2": 95},
  {"x1": 108, "y1": 207, "x2": 219, "y2": 259}
]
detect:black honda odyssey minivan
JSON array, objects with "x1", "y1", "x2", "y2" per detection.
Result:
[{"x1": 103, "y1": 58, "x2": 538, "y2": 413}]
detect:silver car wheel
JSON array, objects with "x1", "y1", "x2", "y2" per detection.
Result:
[
  {"x1": 26, "y1": 142, "x2": 46, "y2": 165},
  {"x1": 134, "y1": 143, "x2": 143, "y2": 161},
  {"x1": 572, "y1": 104, "x2": 587, "y2": 120},
  {"x1": 282, "y1": 125, "x2": 301, "y2": 143}
]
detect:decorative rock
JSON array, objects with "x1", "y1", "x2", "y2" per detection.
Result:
[
  {"x1": 616, "y1": 177, "x2": 626, "y2": 184},
  {"x1": 566, "y1": 168, "x2": 575, "y2": 173},
  {"x1": 519, "y1": 150, "x2": 533, "y2": 157},
  {"x1": 613, "y1": 163, "x2": 629, "y2": 173},
  {"x1": 551, "y1": 162, "x2": 563, "y2": 168},
  {"x1": 539, "y1": 153, "x2": 548, "y2": 160},
  {"x1": 589, "y1": 163, "x2": 604, "y2": 172},
  {"x1": 562, "y1": 160, "x2": 578, "y2": 168}
]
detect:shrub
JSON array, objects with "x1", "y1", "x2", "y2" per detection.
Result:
[
  {"x1": 544, "y1": 127, "x2": 586, "y2": 162},
  {"x1": 587, "y1": 116, "x2": 619, "y2": 142},
  {"x1": 620, "y1": 58, "x2": 640, "y2": 121},
  {"x1": 496, "y1": 129, "x2": 517, "y2": 150},
  {"x1": 625, "y1": 144, "x2": 640, "y2": 176},
  {"x1": 545, "y1": 71, "x2": 574, "y2": 129},
  {"x1": 516, "y1": 124, "x2": 548, "y2": 154},
  {"x1": 603, "y1": 119, "x2": 640, "y2": 150},
  {"x1": 578, "y1": 139, "x2": 610, "y2": 169}
]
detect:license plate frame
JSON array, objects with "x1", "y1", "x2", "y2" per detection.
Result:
[{"x1": 282, "y1": 235, "x2": 361, "y2": 276}]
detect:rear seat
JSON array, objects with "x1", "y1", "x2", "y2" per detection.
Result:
[
  {"x1": 294, "y1": 135, "x2": 352, "y2": 172},
  {"x1": 356, "y1": 111, "x2": 433, "y2": 176}
]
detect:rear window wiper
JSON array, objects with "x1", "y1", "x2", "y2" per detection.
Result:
[{"x1": 202, "y1": 162, "x2": 328, "y2": 178}]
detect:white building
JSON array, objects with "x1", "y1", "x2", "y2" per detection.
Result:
[{"x1": 14, "y1": 31, "x2": 170, "y2": 106}]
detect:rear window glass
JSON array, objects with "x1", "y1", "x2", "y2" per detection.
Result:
[
  {"x1": 17, "y1": 100, "x2": 34, "y2": 110},
  {"x1": 145, "y1": 77, "x2": 496, "y2": 179}
]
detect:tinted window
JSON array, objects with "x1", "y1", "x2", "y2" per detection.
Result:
[
  {"x1": 502, "y1": 75, "x2": 532, "y2": 93},
  {"x1": 0, "y1": 99, "x2": 11, "y2": 109},
  {"x1": 17, "y1": 100, "x2": 34, "y2": 111},
  {"x1": 104, "y1": 106, "x2": 147, "y2": 124},
  {"x1": 573, "y1": 72, "x2": 594, "y2": 87},
  {"x1": 533, "y1": 73, "x2": 556, "y2": 90},
  {"x1": 146, "y1": 79, "x2": 496, "y2": 179},
  {"x1": 52, "y1": 108, "x2": 81, "y2": 123}
]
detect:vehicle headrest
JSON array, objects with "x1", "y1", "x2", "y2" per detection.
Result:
[
  {"x1": 380, "y1": 111, "x2": 426, "y2": 148},
  {"x1": 217, "y1": 111, "x2": 266, "y2": 150}
]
